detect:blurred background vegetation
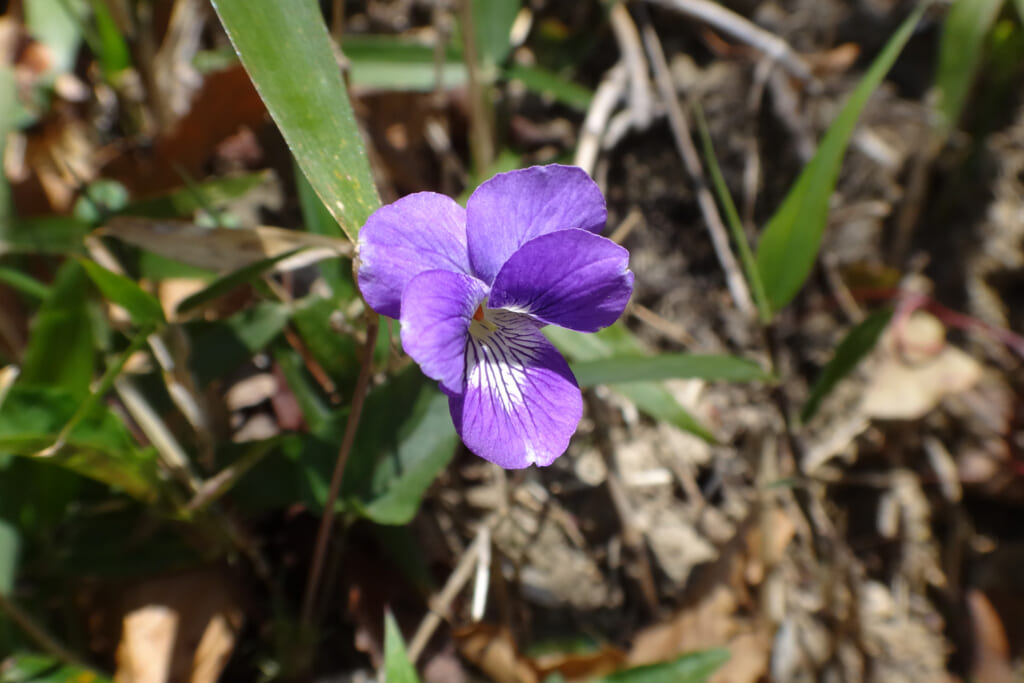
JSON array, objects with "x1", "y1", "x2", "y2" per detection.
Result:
[{"x1": 1, "y1": 0, "x2": 1024, "y2": 681}]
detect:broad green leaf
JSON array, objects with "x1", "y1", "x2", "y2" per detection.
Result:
[
  {"x1": 0, "y1": 267, "x2": 49, "y2": 301},
  {"x1": 596, "y1": 648, "x2": 729, "y2": 683},
  {"x1": 20, "y1": 261, "x2": 95, "y2": 400},
  {"x1": 472, "y1": 0, "x2": 521, "y2": 70},
  {"x1": 25, "y1": 0, "x2": 83, "y2": 76},
  {"x1": 0, "y1": 653, "x2": 112, "y2": 683},
  {"x1": 344, "y1": 36, "x2": 467, "y2": 91},
  {"x1": 755, "y1": 4, "x2": 927, "y2": 311},
  {"x1": 546, "y1": 324, "x2": 715, "y2": 441},
  {"x1": 79, "y1": 259, "x2": 166, "y2": 326},
  {"x1": 123, "y1": 171, "x2": 271, "y2": 219},
  {"x1": 188, "y1": 302, "x2": 292, "y2": 386},
  {"x1": 343, "y1": 367, "x2": 458, "y2": 524},
  {"x1": 384, "y1": 611, "x2": 421, "y2": 683},
  {"x1": 291, "y1": 295, "x2": 361, "y2": 390},
  {"x1": 1016, "y1": 0, "x2": 1024, "y2": 21},
  {"x1": 175, "y1": 248, "x2": 302, "y2": 315},
  {"x1": 801, "y1": 308, "x2": 893, "y2": 423},
  {"x1": 572, "y1": 353, "x2": 770, "y2": 387},
  {"x1": 505, "y1": 64, "x2": 594, "y2": 111},
  {"x1": 0, "y1": 519, "x2": 18, "y2": 595},
  {"x1": 0, "y1": 385, "x2": 162, "y2": 503},
  {"x1": 936, "y1": 0, "x2": 1004, "y2": 134},
  {"x1": 212, "y1": 0, "x2": 380, "y2": 240}
]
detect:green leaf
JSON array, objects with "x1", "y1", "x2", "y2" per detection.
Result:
[
  {"x1": 755, "y1": 4, "x2": 927, "y2": 311},
  {"x1": 344, "y1": 36, "x2": 467, "y2": 91},
  {"x1": 1015, "y1": 0, "x2": 1024, "y2": 22},
  {"x1": 20, "y1": 261, "x2": 95, "y2": 400},
  {"x1": 25, "y1": 0, "x2": 83, "y2": 76},
  {"x1": 79, "y1": 259, "x2": 166, "y2": 326},
  {"x1": 935, "y1": 0, "x2": 1005, "y2": 134},
  {"x1": 0, "y1": 385, "x2": 163, "y2": 503},
  {"x1": 572, "y1": 353, "x2": 770, "y2": 386},
  {"x1": 505, "y1": 64, "x2": 594, "y2": 111},
  {"x1": 87, "y1": 0, "x2": 132, "y2": 78},
  {"x1": 547, "y1": 324, "x2": 715, "y2": 441},
  {"x1": 343, "y1": 367, "x2": 458, "y2": 524},
  {"x1": 296, "y1": 163, "x2": 355, "y2": 298},
  {"x1": 212, "y1": 0, "x2": 380, "y2": 240},
  {"x1": 472, "y1": 0, "x2": 520, "y2": 70},
  {"x1": 0, "y1": 519, "x2": 18, "y2": 596},
  {"x1": 0, "y1": 653, "x2": 112, "y2": 683},
  {"x1": 383, "y1": 611, "x2": 421, "y2": 683},
  {"x1": 174, "y1": 248, "x2": 302, "y2": 316},
  {"x1": 800, "y1": 308, "x2": 893, "y2": 423},
  {"x1": 188, "y1": 302, "x2": 292, "y2": 386},
  {"x1": 123, "y1": 171, "x2": 271, "y2": 219},
  {"x1": 0, "y1": 67, "x2": 14, "y2": 230},
  {"x1": 2, "y1": 217, "x2": 90, "y2": 256},
  {"x1": 0, "y1": 267, "x2": 49, "y2": 301},
  {"x1": 596, "y1": 648, "x2": 730, "y2": 683}
]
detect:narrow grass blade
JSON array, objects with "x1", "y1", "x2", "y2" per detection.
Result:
[
  {"x1": 936, "y1": 0, "x2": 1004, "y2": 135},
  {"x1": 597, "y1": 648, "x2": 730, "y2": 683},
  {"x1": 79, "y1": 259, "x2": 166, "y2": 326},
  {"x1": 800, "y1": 307, "x2": 893, "y2": 423},
  {"x1": 212, "y1": 0, "x2": 380, "y2": 241},
  {"x1": 384, "y1": 611, "x2": 421, "y2": 683},
  {"x1": 755, "y1": 3, "x2": 927, "y2": 311},
  {"x1": 572, "y1": 353, "x2": 770, "y2": 387}
]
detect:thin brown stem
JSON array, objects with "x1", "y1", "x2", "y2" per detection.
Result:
[
  {"x1": 0, "y1": 592, "x2": 87, "y2": 668},
  {"x1": 300, "y1": 311, "x2": 380, "y2": 626},
  {"x1": 458, "y1": 0, "x2": 494, "y2": 172}
]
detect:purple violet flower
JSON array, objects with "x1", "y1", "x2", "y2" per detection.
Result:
[{"x1": 357, "y1": 165, "x2": 634, "y2": 468}]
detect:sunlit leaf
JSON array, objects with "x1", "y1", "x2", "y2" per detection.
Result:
[
  {"x1": 344, "y1": 36, "x2": 467, "y2": 91},
  {"x1": 384, "y1": 611, "x2": 421, "y2": 683},
  {"x1": 546, "y1": 324, "x2": 715, "y2": 442},
  {"x1": 212, "y1": 0, "x2": 380, "y2": 240},
  {"x1": 572, "y1": 353, "x2": 770, "y2": 386},
  {"x1": 472, "y1": 0, "x2": 521, "y2": 70},
  {"x1": 755, "y1": 4, "x2": 927, "y2": 311},
  {"x1": 801, "y1": 308, "x2": 893, "y2": 423},
  {"x1": 79, "y1": 259, "x2": 166, "y2": 326}
]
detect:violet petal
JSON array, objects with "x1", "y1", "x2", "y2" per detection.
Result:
[
  {"x1": 489, "y1": 229, "x2": 633, "y2": 332},
  {"x1": 357, "y1": 192, "x2": 471, "y2": 318},
  {"x1": 466, "y1": 165, "x2": 606, "y2": 285},
  {"x1": 400, "y1": 269, "x2": 488, "y2": 394},
  {"x1": 448, "y1": 310, "x2": 582, "y2": 468}
]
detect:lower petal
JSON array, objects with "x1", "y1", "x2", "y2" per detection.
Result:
[{"x1": 448, "y1": 311, "x2": 582, "y2": 468}]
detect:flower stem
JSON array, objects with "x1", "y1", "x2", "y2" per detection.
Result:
[{"x1": 300, "y1": 310, "x2": 380, "y2": 628}]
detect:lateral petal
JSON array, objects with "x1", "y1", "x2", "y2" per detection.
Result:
[
  {"x1": 357, "y1": 192, "x2": 471, "y2": 318},
  {"x1": 466, "y1": 165, "x2": 606, "y2": 285},
  {"x1": 401, "y1": 270, "x2": 488, "y2": 394},
  {"x1": 449, "y1": 311, "x2": 582, "y2": 468},
  {"x1": 489, "y1": 229, "x2": 633, "y2": 332}
]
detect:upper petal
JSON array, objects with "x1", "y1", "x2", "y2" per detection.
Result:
[
  {"x1": 357, "y1": 192, "x2": 471, "y2": 318},
  {"x1": 448, "y1": 311, "x2": 582, "y2": 468},
  {"x1": 489, "y1": 229, "x2": 633, "y2": 332},
  {"x1": 466, "y1": 165, "x2": 607, "y2": 285},
  {"x1": 400, "y1": 269, "x2": 487, "y2": 394}
]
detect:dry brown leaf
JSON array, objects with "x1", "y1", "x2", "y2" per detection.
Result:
[
  {"x1": 453, "y1": 623, "x2": 538, "y2": 683},
  {"x1": 100, "y1": 217, "x2": 352, "y2": 273},
  {"x1": 966, "y1": 589, "x2": 1015, "y2": 683},
  {"x1": 114, "y1": 569, "x2": 243, "y2": 683},
  {"x1": 861, "y1": 312, "x2": 982, "y2": 420}
]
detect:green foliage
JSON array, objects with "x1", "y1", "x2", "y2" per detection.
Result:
[
  {"x1": 755, "y1": 3, "x2": 927, "y2": 311},
  {"x1": 472, "y1": 0, "x2": 521, "y2": 70},
  {"x1": 936, "y1": 0, "x2": 1005, "y2": 134},
  {"x1": 801, "y1": 308, "x2": 893, "y2": 423},
  {"x1": 344, "y1": 36, "x2": 467, "y2": 91},
  {"x1": 572, "y1": 353, "x2": 770, "y2": 386},
  {"x1": 0, "y1": 654, "x2": 111, "y2": 683},
  {"x1": 20, "y1": 261, "x2": 95, "y2": 400},
  {"x1": 0, "y1": 519, "x2": 18, "y2": 595},
  {"x1": 547, "y1": 323, "x2": 715, "y2": 442},
  {"x1": 212, "y1": 0, "x2": 381, "y2": 240},
  {"x1": 79, "y1": 259, "x2": 166, "y2": 326},
  {"x1": 384, "y1": 612, "x2": 421, "y2": 683},
  {"x1": 595, "y1": 648, "x2": 730, "y2": 683}
]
